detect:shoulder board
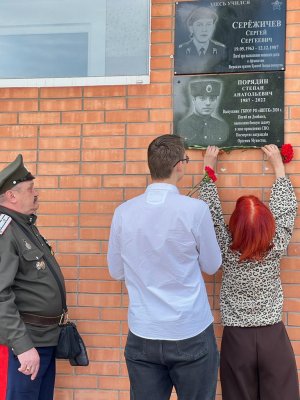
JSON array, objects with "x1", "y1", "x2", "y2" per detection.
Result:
[
  {"x1": 0, "y1": 214, "x2": 12, "y2": 235},
  {"x1": 178, "y1": 40, "x2": 193, "y2": 49},
  {"x1": 211, "y1": 39, "x2": 226, "y2": 48}
]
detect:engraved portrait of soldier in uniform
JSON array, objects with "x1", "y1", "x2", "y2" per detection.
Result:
[
  {"x1": 175, "y1": 5, "x2": 227, "y2": 75},
  {"x1": 175, "y1": 79, "x2": 229, "y2": 148},
  {"x1": 175, "y1": 0, "x2": 286, "y2": 75}
]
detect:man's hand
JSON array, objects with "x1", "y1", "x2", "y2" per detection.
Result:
[
  {"x1": 17, "y1": 347, "x2": 40, "y2": 380},
  {"x1": 203, "y1": 146, "x2": 219, "y2": 173}
]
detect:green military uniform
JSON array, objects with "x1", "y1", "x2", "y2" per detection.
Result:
[{"x1": 0, "y1": 155, "x2": 66, "y2": 355}]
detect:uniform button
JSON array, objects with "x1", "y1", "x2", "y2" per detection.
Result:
[
  {"x1": 204, "y1": 122, "x2": 207, "y2": 126},
  {"x1": 204, "y1": 136, "x2": 207, "y2": 139}
]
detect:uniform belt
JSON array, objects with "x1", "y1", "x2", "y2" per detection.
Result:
[{"x1": 20, "y1": 312, "x2": 63, "y2": 326}]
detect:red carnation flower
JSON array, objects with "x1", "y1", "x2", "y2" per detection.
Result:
[
  {"x1": 281, "y1": 144, "x2": 294, "y2": 164},
  {"x1": 204, "y1": 166, "x2": 217, "y2": 182}
]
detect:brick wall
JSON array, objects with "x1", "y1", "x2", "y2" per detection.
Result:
[{"x1": 0, "y1": 0, "x2": 299, "y2": 398}]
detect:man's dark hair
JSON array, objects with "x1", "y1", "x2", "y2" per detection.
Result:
[{"x1": 147, "y1": 134, "x2": 185, "y2": 180}]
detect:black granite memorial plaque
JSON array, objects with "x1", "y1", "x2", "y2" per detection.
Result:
[
  {"x1": 174, "y1": 72, "x2": 284, "y2": 148},
  {"x1": 174, "y1": 0, "x2": 286, "y2": 75}
]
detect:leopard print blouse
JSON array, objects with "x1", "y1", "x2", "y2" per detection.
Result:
[{"x1": 199, "y1": 177, "x2": 298, "y2": 327}]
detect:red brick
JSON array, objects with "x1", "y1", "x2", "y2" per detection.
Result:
[
  {"x1": 128, "y1": 96, "x2": 172, "y2": 109},
  {"x1": 38, "y1": 163, "x2": 80, "y2": 175},
  {"x1": 127, "y1": 122, "x2": 171, "y2": 135},
  {"x1": 103, "y1": 175, "x2": 147, "y2": 188},
  {"x1": 40, "y1": 227, "x2": 78, "y2": 240},
  {"x1": 84, "y1": 86, "x2": 126, "y2": 97},
  {"x1": 58, "y1": 240, "x2": 101, "y2": 253},
  {"x1": 128, "y1": 84, "x2": 172, "y2": 96},
  {"x1": 151, "y1": 17, "x2": 173, "y2": 30},
  {"x1": 0, "y1": 99, "x2": 38, "y2": 112},
  {"x1": 19, "y1": 112, "x2": 60, "y2": 124},
  {"x1": 80, "y1": 228, "x2": 109, "y2": 240},
  {"x1": 151, "y1": 57, "x2": 173, "y2": 70},
  {"x1": 82, "y1": 149, "x2": 124, "y2": 162},
  {"x1": 0, "y1": 138, "x2": 37, "y2": 150},
  {"x1": 0, "y1": 113, "x2": 18, "y2": 124},
  {"x1": 80, "y1": 189, "x2": 123, "y2": 202},
  {"x1": 106, "y1": 110, "x2": 148, "y2": 123},
  {"x1": 0, "y1": 125, "x2": 37, "y2": 137},
  {"x1": 79, "y1": 255, "x2": 108, "y2": 268},
  {"x1": 151, "y1": 4, "x2": 173, "y2": 17},
  {"x1": 40, "y1": 87, "x2": 82, "y2": 98},
  {"x1": 40, "y1": 99, "x2": 82, "y2": 111},
  {"x1": 39, "y1": 124, "x2": 81, "y2": 136},
  {"x1": 83, "y1": 123, "x2": 125, "y2": 136},
  {"x1": 38, "y1": 202, "x2": 79, "y2": 215},
  {"x1": 81, "y1": 163, "x2": 124, "y2": 175},
  {"x1": 152, "y1": 43, "x2": 174, "y2": 57},
  {"x1": 82, "y1": 136, "x2": 125, "y2": 149},
  {"x1": 62, "y1": 111, "x2": 104, "y2": 124},
  {"x1": 0, "y1": 87, "x2": 38, "y2": 98},
  {"x1": 38, "y1": 189, "x2": 79, "y2": 202},
  {"x1": 80, "y1": 202, "x2": 120, "y2": 214},
  {"x1": 84, "y1": 98, "x2": 126, "y2": 111},
  {"x1": 74, "y1": 390, "x2": 118, "y2": 400},
  {"x1": 39, "y1": 150, "x2": 80, "y2": 162}
]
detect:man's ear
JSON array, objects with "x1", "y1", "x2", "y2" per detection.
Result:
[
  {"x1": 5, "y1": 190, "x2": 17, "y2": 204},
  {"x1": 174, "y1": 160, "x2": 184, "y2": 174}
]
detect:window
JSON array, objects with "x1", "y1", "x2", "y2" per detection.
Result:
[{"x1": 0, "y1": 0, "x2": 151, "y2": 87}]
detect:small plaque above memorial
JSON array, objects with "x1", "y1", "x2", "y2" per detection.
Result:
[
  {"x1": 174, "y1": 0, "x2": 286, "y2": 75},
  {"x1": 174, "y1": 71, "x2": 284, "y2": 149}
]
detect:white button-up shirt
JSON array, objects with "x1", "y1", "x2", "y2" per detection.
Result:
[{"x1": 108, "y1": 183, "x2": 221, "y2": 340}]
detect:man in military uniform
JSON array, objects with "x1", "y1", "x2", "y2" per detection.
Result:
[
  {"x1": 0, "y1": 155, "x2": 66, "y2": 400},
  {"x1": 175, "y1": 7, "x2": 227, "y2": 74},
  {"x1": 177, "y1": 80, "x2": 229, "y2": 148}
]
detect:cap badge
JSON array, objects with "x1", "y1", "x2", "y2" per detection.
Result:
[{"x1": 206, "y1": 84, "x2": 212, "y2": 93}]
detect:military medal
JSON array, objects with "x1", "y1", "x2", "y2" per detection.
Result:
[{"x1": 36, "y1": 260, "x2": 46, "y2": 270}]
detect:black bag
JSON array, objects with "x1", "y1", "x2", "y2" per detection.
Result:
[
  {"x1": 56, "y1": 321, "x2": 89, "y2": 366},
  {"x1": 56, "y1": 322, "x2": 81, "y2": 359},
  {"x1": 69, "y1": 332, "x2": 89, "y2": 366}
]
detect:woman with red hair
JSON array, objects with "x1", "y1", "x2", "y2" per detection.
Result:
[{"x1": 199, "y1": 144, "x2": 299, "y2": 400}]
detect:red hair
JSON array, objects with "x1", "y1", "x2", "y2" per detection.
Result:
[{"x1": 229, "y1": 195, "x2": 275, "y2": 262}]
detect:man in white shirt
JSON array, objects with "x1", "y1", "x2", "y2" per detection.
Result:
[{"x1": 107, "y1": 134, "x2": 222, "y2": 400}]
